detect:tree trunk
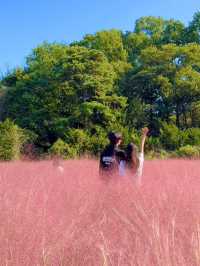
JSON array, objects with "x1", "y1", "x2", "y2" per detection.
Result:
[
  {"x1": 176, "y1": 104, "x2": 180, "y2": 128},
  {"x1": 182, "y1": 105, "x2": 187, "y2": 128}
]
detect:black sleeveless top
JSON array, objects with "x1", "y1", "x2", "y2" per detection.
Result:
[{"x1": 99, "y1": 144, "x2": 125, "y2": 175}]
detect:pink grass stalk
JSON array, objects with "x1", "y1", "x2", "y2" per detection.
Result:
[{"x1": 0, "y1": 159, "x2": 199, "y2": 265}]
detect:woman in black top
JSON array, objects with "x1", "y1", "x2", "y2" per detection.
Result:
[{"x1": 99, "y1": 132, "x2": 124, "y2": 177}]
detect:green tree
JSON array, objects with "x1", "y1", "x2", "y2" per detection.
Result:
[
  {"x1": 122, "y1": 43, "x2": 200, "y2": 131},
  {"x1": 134, "y1": 16, "x2": 165, "y2": 44},
  {"x1": 72, "y1": 30, "x2": 131, "y2": 77},
  {"x1": 185, "y1": 11, "x2": 200, "y2": 43},
  {"x1": 161, "y1": 19, "x2": 185, "y2": 45},
  {"x1": 122, "y1": 32, "x2": 151, "y2": 65},
  {"x1": 3, "y1": 43, "x2": 127, "y2": 151}
]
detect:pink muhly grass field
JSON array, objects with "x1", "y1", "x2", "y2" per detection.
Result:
[{"x1": 0, "y1": 158, "x2": 200, "y2": 265}]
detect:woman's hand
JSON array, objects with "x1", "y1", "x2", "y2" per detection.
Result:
[
  {"x1": 140, "y1": 127, "x2": 149, "y2": 154},
  {"x1": 142, "y1": 127, "x2": 149, "y2": 136}
]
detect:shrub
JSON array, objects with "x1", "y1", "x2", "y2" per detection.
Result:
[
  {"x1": 183, "y1": 128, "x2": 200, "y2": 146},
  {"x1": 146, "y1": 136, "x2": 161, "y2": 151},
  {"x1": 88, "y1": 127, "x2": 108, "y2": 155},
  {"x1": 64, "y1": 129, "x2": 90, "y2": 155},
  {"x1": 160, "y1": 122, "x2": 180, "y2": 150},
  {"x1": 177, "y1": 145, "x2": 200, "y2": 158},
  {"x1": 146, "y1": 149, "x2": 170, "y2": 159},
  {"x1": 49, "y1": 138, "x2": 77, "y2": 159},
  {"x1": 0, "y1": 119, "x2": 26, "y2": 160},
  {"x1": 129, "y1": 129, "x2": 140, "y2": 147}
]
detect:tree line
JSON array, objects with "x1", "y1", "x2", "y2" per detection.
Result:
[{"x1": 1, "y1": 12, "x2": 200, "y2": 159}]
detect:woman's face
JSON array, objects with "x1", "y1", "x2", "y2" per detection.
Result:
[{"x1": 116, "y1": 139, "x2": 122, "y2": 146}]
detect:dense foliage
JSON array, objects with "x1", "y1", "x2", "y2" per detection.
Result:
[
  {"x1": 0, "y1": 119, "x2": 28, "y2": 160},
  {"x1": 2, "y1": 12, "x2": 200, "y2": 159}
]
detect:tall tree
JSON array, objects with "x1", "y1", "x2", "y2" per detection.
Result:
[
  {"x1": 121, "y1": 43, "x2": 200, "y2": 131},
  {"x1": 134, "y1": 16, "x2": 165, "y2": 44},
  {"x1": 185, "y1": 11, "x2": 200, "y2": 43},
  {"x1": 122, "y1": 32, "x2": 151, "y2": 65},
  {"x1": 161, "y1": 19, "x2": 185, "y2": 45},
  {"x1": 71, "y1": 30, "x2": 131, "y2": 77},
  {"x1": 3, "y1": 43, "x2": 127, "y2": 148}
]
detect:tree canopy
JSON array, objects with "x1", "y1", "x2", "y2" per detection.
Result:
[{"x1": 2, "y1": 12, "x2": 200, "y2": 158}]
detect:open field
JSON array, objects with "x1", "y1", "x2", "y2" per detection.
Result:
[{"x1": 0, "y1": 159, "x2": 200, "y2": 265}]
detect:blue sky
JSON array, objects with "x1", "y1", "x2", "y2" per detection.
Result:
[{"x1": 0, "y1": 0, "x2": 199, "y2": 74}]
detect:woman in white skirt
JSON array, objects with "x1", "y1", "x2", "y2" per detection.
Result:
[{"x1": 119, "y1": 127, "x2": 149, "y2": 184}]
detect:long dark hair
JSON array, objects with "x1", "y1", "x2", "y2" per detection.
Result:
[
  {"x1": 126, "y1": 143, "x2": 139, "y2": 170},
  {"x1": 108, "y1": 132, "x2": 122, "y2": 145}
]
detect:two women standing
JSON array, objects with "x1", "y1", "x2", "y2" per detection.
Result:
[{"x1": 99, "y1": 128, "x2": 149, "y2": 184}]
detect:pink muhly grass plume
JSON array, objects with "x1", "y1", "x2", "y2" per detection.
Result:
[{"x1": 0, "y1": 158, "x2": 199, "y2": 265}]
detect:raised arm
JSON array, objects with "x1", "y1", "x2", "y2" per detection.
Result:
[{"x1": 140, "y1": 127, "x2": 149, "y2": 154}]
